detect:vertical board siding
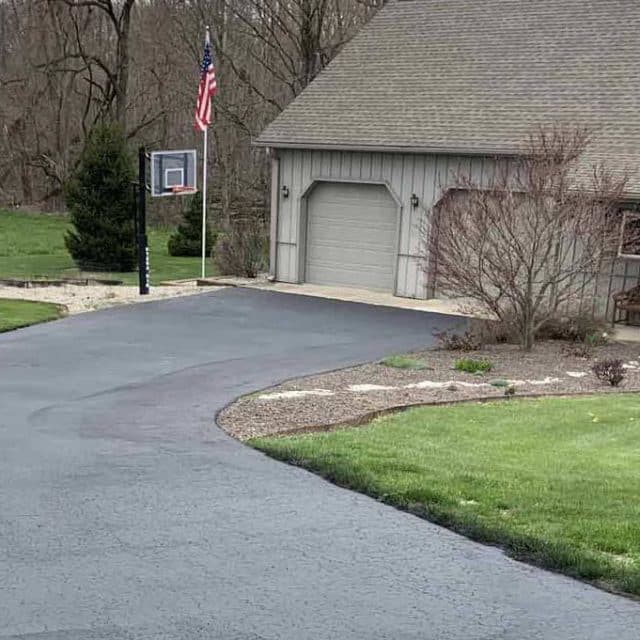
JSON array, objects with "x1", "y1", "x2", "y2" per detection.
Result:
[
  {"x1": 274, "y1": 148, "x2": 491, "y2": 296},
  {"x1": 272, "y1": 149, "x2": 635, "y2": 313}
]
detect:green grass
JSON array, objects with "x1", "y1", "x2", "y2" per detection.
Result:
[
  {"x1": 380, "y1": 354, "x2": 431, "y2": 370},
  {"x1": 0, "y1": 298, "x2": 65, "y2": 332},
  {"x1": 0, "y1": 209, "x2": 209, "y2": 284},
  {"x1": 252, "y1": 395, "x2": 640, "y2": 596}
]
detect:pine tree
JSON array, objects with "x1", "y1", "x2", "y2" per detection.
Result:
[
  {"x1": 167, "y1": 191, "x2": 214, "y2": 257},
  {"x1": 65, "y1": 123, "x2": 136, "y2": 272}
]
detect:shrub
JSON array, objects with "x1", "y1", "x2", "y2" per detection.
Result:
[
  {"x1": 592, "y1": 359, "x2": 625, "y2": 387},
  {"x1": 455, "y1": 358, "x2": 493, "y2": 374},
  {"x1": 380, "y1": 355, "x2": 430, "y2": 370},
  {"x1": 167, "y1": 191, "x2": 215, "y2": 257},
  {"x1": 425, "y1": 126, "x2": 628, "y2": 351},
  {"x1": 477, "y1": 318, "x2": 518, "y2": 345},
  {"x1": 213, "y1": 216, "x2": 268, "y2": 278},
  {"x1": 434, "y1": 329, "x2": 482, "y2": 351},
  {"x1": 538, "y1": 315, "x2": 609, "y2": 344},
  {"x1": 64, "y1": 122, "x2": 136, "y2": 272},
  {"x1": 435, "y1": 319, "x2": 517, "y2": 351}
]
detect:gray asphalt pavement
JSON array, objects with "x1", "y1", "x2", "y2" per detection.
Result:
[{"x1": 1, "y1": 288, "x2": 639, "y2": 639}]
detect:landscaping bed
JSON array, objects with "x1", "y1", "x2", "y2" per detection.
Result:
[
  {"x1": 0, "y1": 281, "x2": 215, "y2": 314},
  {"x1": 217, "y1": 340, "x2": 640, "y2": 440}
]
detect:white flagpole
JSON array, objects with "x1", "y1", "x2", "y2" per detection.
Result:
[
  {"x1": 201, "y1": 26, "x2": 210, "y2": 280},
  {"x1": 201, "y1": 127, "x2": 208, "y2": 279}
]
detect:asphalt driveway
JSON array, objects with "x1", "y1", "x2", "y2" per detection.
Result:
[{"x1": 1, "y1": 288, "x2": 639, "y2": 639}]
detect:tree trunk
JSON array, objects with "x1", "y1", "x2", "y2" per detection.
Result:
[{"x1": 114, "y1": 1, "x2": 135, "y2": 131}]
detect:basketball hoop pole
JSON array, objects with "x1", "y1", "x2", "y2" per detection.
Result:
[{"x1": 137, "y1": 147, "x2": 150, "y2": 295}]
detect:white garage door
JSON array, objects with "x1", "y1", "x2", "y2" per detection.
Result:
[{"x1": 305, "y1": 182, "x2": 397, "y2": 291}]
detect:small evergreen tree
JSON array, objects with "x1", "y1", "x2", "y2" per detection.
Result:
[
  {"x1": 65, "y1": 123, "x2": 136, "y2": 272},
  {"x1": 167, "y1": 191, "x2": 214, "y2": 257}
]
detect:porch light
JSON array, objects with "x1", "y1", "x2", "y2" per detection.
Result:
[
  {"x1": 410, "y1": 193, "x2": 419, "y2": 208},
  {"x1": 282, "y1": 185, "x2": 290, "y2": 199}
]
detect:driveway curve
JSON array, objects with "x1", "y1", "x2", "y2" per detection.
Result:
[{"x1": 1, "y1": 288, "x2": 638, "y2": 640}]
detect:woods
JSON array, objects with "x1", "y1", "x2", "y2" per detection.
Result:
[{"x1": 0, "y1": 0, "x2": 383, "y2": 217}]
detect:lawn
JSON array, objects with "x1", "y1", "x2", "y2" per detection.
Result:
[
  {"x1": 0, "y1": 209, "x2": 208, "y2": 284},
  {"x1": 252, "y1": 395, "x2": 640, "y2": 596},
  {"x1": 0, "y1": 298, "x2": 65, "y2": 332}
]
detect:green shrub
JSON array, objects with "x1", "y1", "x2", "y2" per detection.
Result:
[
  {"x1": 380, "y1": 355, "x2": 430, "y2": 370},
  {"x1": 214, "y1": 215, "x2": 268, "y2": 278},
  {"x1": 64, "y1": 122, "x2": 136, "y2": 272},
  {"x1": 167, "y1": 191, "x2": 215, "y2": 257},
  {"x1": 455, "y1": 358, "x2": 493, "y2": 374}
]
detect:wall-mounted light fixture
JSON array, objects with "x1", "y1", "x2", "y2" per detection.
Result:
[
  {"x1": 410, "y1": 193, "x2": 419, "y2": 208},
  {"x1": 281, "y1": 185, "x2": 290, "y2": 199}
]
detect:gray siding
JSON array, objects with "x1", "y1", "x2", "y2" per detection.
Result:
[
  {"x1": 273, "y1": 149, "x2": 502, "y2": 299},
  {"x1": 270, "y1": 148, "x2": 640, "y2": 316}
]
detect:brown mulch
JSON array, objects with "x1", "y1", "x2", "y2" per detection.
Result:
[{"x1": 217, "y1": 340, "x2": 640, "y2": 440}]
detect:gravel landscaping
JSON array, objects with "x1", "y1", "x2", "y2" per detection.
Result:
[
  {"x1": 217, "y1": 340, "x2": 640, "y2": 440},
  {"x1": 0, "y1": 281, "x2": 219, "y2": 314}
]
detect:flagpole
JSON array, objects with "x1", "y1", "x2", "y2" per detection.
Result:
[
  {"x1": 201, "y1": 126, "x2": 208, "y2": 279},
  {"x1": 201, "y1": 25, "x2": 210, "y2": 280}
]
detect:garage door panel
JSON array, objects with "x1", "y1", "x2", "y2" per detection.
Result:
[
  {"x1": 308, "y1": 225, "x2": 396, "y2": 247},
  {"x1": 306, "y1": 182, "x2": 397, "y2": 292},
  {"x1": 307, "y1": 246, "x2": 396, "y2": 265},
  {"x1": 307, "y1": 262, "x2": 393, "y2": 290}
]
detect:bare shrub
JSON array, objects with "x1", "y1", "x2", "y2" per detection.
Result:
[
  {"x1": 592, "y1": 359, "x2": 625, "y2": 387},
  {"x1": 433, "y1": 329, "x2": 481, "y2": 351},
  {"x1": 213, "y1": 216, "x2": 268, "y2": 278},
  {"x1": 538, "y1": 315, "x2": 609, "y2": 343},
  {"x1": 425, "y1": 126, "x2": 633, "y2": 350}
]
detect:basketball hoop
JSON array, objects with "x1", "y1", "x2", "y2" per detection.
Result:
[
  {"x1": 150, "y1": 149, "x2": 197, "y2": 197},
  {"x1": 171, "y1": 186, "x2": 198, "y2": 196}
]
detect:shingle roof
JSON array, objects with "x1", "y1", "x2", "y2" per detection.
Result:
[{"x1": 256, "y1": 0, "x2": 640, "y2": 192}]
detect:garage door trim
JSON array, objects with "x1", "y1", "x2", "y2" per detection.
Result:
[{"x1": 299, "y1": 177, "x2": 402, "y2": 294}]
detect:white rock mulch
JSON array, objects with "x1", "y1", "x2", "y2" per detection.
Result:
[
  {"x1": 218, "y1": 340, "x2": 640, "y2": 440},
  {"x1": 0, "y1": 281, "x2": 216, "y2": 314}
]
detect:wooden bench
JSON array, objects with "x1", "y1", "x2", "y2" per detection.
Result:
[{"x1": 612, "y1": 284, "x2": 640, "y2": 326}]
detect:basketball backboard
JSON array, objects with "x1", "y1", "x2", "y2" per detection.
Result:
[{"x1": 150, "y1": 149, "x2": 197, "y2": 197}]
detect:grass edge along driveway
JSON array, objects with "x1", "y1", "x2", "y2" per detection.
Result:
[
  {"x1": 252, "y1": 395, "x2": 640, "y2": 597},
  {"x1": 0, "y1": 298, "x2": 66, "y2": 333}
]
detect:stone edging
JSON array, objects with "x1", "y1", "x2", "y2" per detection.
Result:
[{"x1": 256, "y1": 388, "x2": 638, "y2": 440}]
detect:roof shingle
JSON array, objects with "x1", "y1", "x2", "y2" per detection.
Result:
[{"x1": 256, "y1": 0, "x2": 640, "y2": 191}]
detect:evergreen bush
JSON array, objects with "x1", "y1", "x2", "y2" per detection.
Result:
[
  {"x1": 65, "y1": 123, "x2": 136, "y2": 272},
  {"x1": 167, "y1": 191, "x2": 214, "y2": 257}
]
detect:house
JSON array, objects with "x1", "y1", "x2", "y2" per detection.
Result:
[{"x1": 255, "y1": 0, "x2": 640, "y2": 314}]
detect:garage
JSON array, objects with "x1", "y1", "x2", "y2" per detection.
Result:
[{"x1": 305, "y1": 182, "x2": 397, "y2": 292}]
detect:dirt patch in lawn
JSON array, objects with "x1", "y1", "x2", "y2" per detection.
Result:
[{"x1": 217, "y1": 340, "x2": 640, "y2": 440}]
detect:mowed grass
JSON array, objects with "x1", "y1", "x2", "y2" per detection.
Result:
[
  {"x1": 0, "y1": 298, "x2": 65, "y2": 332},
  {"x1": 252, "y1": 395, "x2": 640, "y2": 596},
  {"x1": 0, "y1": 209, "x2": 206, "y2": 284}
]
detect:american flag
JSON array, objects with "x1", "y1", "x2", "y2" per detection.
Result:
[{"x1": 194, "y1": 37, "x2": 217, "y2": 132}]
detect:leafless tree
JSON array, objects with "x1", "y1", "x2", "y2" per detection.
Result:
[
  {"x1": 425, "y1": 127, "x2": 631, "y2": 350},
  {"x1": 0, "y1": 0, "x2": 380, "y2": 213}
]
